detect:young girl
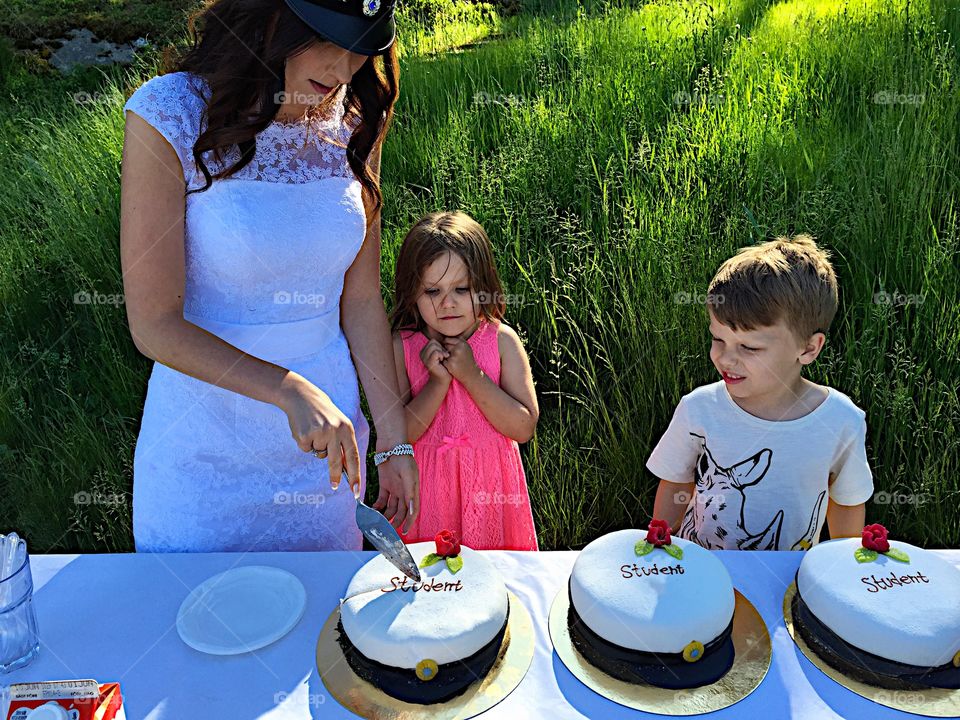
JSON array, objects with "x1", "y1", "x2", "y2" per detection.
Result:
[{"x1": 389, "y1": 210, "x2": 539, "y2": 550}]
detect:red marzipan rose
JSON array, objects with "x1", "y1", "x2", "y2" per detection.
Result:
[
  {"x1": 646, "y1": 519, "x2": 672, "y2": 547},
  {"x1": 435, "y1": 530, "x2": 460, "y2": 557},
  {"x1": 861, "y1": 524, "x2": 890, "y2": 553}
]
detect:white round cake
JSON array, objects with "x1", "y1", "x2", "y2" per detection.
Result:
[
  {"x1": 570, "y1": 529, "x2": 735, "y2": 653},
  {"x1": 797, "y1": 537, "x2": 960, "y2": 667},
  {"x1": 339, "y1": 543, "x2": 509, "y2": 668}
]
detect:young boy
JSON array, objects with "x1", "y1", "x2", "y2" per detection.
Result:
[{"x1": 648, "y1": 234, "x2": 873, "y2": 551}]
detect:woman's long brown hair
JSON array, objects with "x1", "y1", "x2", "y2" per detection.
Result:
[{"x1": 160, "y1": 0, "x2": 398, "y2": 211}]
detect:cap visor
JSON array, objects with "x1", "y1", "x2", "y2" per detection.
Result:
[{"x1": 285, "y1": 1, "x2": 395, "y2": 55}]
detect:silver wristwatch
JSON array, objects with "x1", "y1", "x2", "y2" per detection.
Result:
[{"x1": 373, "y1": 443, "x2": 414, "y2": 466}]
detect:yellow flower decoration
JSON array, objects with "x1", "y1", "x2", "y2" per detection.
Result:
[
  {"x1": 416, "y1": 658, "x2": 439, "y2": 681},
  {"x1": 798, "y1": 539, "x2": 812, "y2": 551},
  {"x1": 953, "y1": 650, "x2": 960, "y2": 668},
  {"x1": 682, "y1": 640, "x2": 705, "y2": 663}
]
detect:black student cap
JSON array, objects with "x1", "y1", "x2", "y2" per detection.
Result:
[{"x1": 283, "y1": 0, "x2": 396, "y2": 56}]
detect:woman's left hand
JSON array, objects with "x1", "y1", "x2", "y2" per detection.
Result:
[{"x1": 372, "y1": 453, "x2": 420, "y2": 534}]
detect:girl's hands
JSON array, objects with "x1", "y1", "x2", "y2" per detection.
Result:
[
  {"x1": 276, "y1": 373, "x2": 362, "y2": 496},
  {"x1": 419, "y1": 339, "x2": 451, "y2": 383},
  {"x1": 441, "y1": 336, "x2": 481, "y2": 384},
  {"x1": 372, "y1": 453, "x2": 420, "y2": 534}
]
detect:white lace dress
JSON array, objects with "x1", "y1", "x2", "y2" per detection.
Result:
[{"x1": 124, "y1": 71, "x2": 370, "y2": 552}]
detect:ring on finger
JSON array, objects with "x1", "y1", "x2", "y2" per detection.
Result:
[{"x1": 312, "y1": 449, "x2": 327, "y2": 459}]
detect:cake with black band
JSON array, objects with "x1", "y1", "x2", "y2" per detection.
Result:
[
  {"x1": 337, "y1": 530, "x2": 510, "y2": 704},
  {"x1": 566, "y1": 522, "x2": 737, "y2": 689},
  {"x1": 793, "y1": 523, "x2": 960, "y2": 690},
  {"x1": 335, "y1": 608, "x2": 509, "y2": 704}
]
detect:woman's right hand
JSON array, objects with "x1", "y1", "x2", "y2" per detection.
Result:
[
  {"x1": 420, "y1": 339, "x2": 451, "y2": 383},
  {"x1": 276, "y1": 372, "x2": 362, "y2": 496}
]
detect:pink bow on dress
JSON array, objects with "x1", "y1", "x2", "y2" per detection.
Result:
[{"x1": 437, "y1": 433, "x2": 471, "y2": 457}]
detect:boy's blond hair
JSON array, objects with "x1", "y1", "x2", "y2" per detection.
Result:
[{"x1": 707, "y1": 234, "x2": 838, "y2": 342}]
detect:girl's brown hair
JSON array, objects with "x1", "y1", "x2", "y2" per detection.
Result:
[
  {"x1": 162, "y1": 0, "x2": 398, "y2": 211},
  {"x1": 390, "y1": 211, "x2": 506, "y2": 334}
]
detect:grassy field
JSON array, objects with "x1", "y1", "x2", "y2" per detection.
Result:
[{"x1": 1, "y1": 0, "x2": 958, "y2": 553}]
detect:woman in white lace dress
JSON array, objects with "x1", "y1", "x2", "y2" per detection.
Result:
[{"x1": 119, "y1": 0, "x2": 418, "y2": 552}]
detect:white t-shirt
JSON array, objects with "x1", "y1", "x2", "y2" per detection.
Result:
[{"x1": 646, "y1": 381, "x2": 873, "y2": 551}]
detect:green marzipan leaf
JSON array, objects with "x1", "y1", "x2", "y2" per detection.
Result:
[
  {"x1": 419, "y1": 553, "x2": 442, "y2": 568},
  {"x1": 445, "y1": 555, "x2": 464, "y2": 574},
  {"x1": 854, "y1": 547, "x2": 878, "y2": 564},
  {"x1": 884, "y1": 547, "x2": 910, "y2": 563},
  {"x1": 662, "y1": 543, "x2": 684, "y2": 560},
  {"x1": 635, "y1": 540, "x2": 654, "y2": 556}
]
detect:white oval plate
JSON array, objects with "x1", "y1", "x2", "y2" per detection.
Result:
[{"x1": 176, "y1": 565, "x2": 307, "y2": 655}]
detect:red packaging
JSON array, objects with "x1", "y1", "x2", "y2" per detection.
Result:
[{"x1": 3, "y1": 680, "x2": 124, "y2": 720}]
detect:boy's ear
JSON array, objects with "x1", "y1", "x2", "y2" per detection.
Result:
[{"x1": 798, "y1": 331, "x2": 826, "y2": 365}]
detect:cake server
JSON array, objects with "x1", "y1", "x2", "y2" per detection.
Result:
[{"x1": 344, "y1": 470, "x2": 421, "y2": 583}]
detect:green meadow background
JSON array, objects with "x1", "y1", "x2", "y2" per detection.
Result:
[{"x1": 1, "y1": 0, "x2": 958, "y2": 552}]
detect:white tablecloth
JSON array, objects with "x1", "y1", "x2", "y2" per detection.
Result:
[{"x1": 2, "y1": 549, "x2": 957, "y2": 719}]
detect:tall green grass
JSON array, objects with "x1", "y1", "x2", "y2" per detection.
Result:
[{"x1": 1, "y1": 0, "x2": 958, "y2": 552}]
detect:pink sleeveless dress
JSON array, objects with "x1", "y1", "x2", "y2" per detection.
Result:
[{"x1": 401, "y1": 319, "x2": 539, "y2": 550}]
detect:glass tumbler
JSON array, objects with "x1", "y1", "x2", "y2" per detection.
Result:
[{"x1": 0, "y1": 539, "x2": 40, "y2": 672}]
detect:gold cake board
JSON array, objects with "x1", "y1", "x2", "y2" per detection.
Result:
[
  {"x1": 317, "y1": 591, "x2": 534, "y2": 719},
  {"x1": 549, "y1": 588, "x2": 771, "y2": 715},
  {"x1": 783, "y1": 582, "x2": 960, "y2": 717}
]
